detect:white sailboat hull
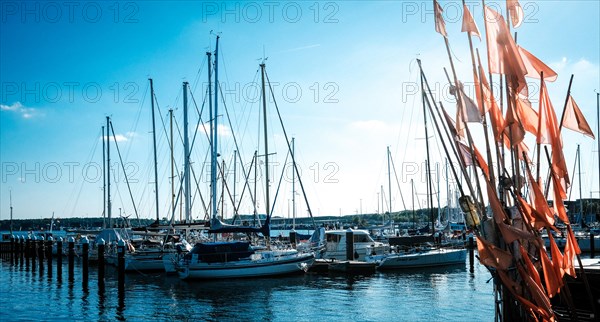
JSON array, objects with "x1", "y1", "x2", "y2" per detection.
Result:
[
  {"x1": 178, "y1": 251, "x2": 315, "y2": 280},
  {"x1": 372, "y1": 248, "x2": 466, "y2": 269}
]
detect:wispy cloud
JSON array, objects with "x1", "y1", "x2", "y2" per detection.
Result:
[
  {"x1": 276, "y1": 44, "x2": 321, "y2": 54},
  {"x1": 100, "y1": 133, "x2": 130, "y2": 142},
  {"x1": 197, "y1": 123, "x2": 231, "y2": 138},
  {"x1": 0, "y1": 102, "x2": 42, "y2": 119}
]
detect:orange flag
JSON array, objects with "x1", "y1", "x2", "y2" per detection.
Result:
[
  {"x1": 478, "y1": 63, "x2": 505, "y2": 142},
  {"x1": 562, "y1": 233, "x2": 577, "y2": 277},
  {"x1": 458, "y1": 142, "x2": 490, "y2": 179},
  {"x1": 503, "y1": 99, "x2": 526, "y2": 146},
  {"x1": 539, "y1": 247, "x2": 563, "y2": 299},
  {"x1": 484, "y1": 6, "x2": 527, "y2": 83},
  {"x1": 563, "y1": 95, "x2": 595, "y2": 139},
  {"x1": 516, "y1": 195, "x2": 555, "y2": 231},
  {"x1": 518, "y1": 46, "x2": 558, "y2": 82},
  {"x1": 566, "y1": 225, "x2": 581, "y2": 254},
  {"x1": 461, "y1": 4, "x2": 480, "y2": 39},
  {"x1": 507, "y1": 0, "x2": 524, "y2": 28},
  {"x1": 538, "y1": 79, "x2": 570, "y2": 187},
  {"x1": 434, "y1": 0, "x2": 447, "y2": 37},
  {"x1": 514, "y1": 96, "x2": 539, "y2": 135},
  {"x1": 548, "y1": 233, "x2": 565, "y2": 279},
  {"x1": 442, "y1": 107, "x2": 460, "y2": 139},
  {"x1": 476, "y1": 237, "x2": 513, "y2": 270},
  {"x1": 519, "y1": 245, "x2": 542, "y2": 288},
  {"x1": 517, "y1": 264, "x2": 555, "y2": 318},
  {"x1": 498, "y1": 269, "x2": 554, "y2": 321},
  {"x1": 551, "y1": 170, "x2": 570, "y2": 223},
  {"x1": 524, "y1": 165, "x2": 556, "y2": 228}
]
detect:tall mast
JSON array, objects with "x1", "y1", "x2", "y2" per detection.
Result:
[
  {"x1": 387, "y1": 146, "x2": 392, "y2": 216},
  {"x1": 597, "y1": 93, "x2": 599, "y2": 199},
  {"x1": 183, "y1": 82, "x2": 191, "y2": 222},
  {"x1": 211, "y1": 36, "x2": 220, "y2": 222},
  {"x1": 106, "y1": 116, "x2": 112, "y2": 228},
  {"x1": 169, "y1": 108, "x2": 175, "y2": 222},
  {"x1": 411, "y1": 179, "x2": 415, "y2": 230},
  {"x1": 9, "y1": 189, "x2": 13, "y2": 235},
  {"x1": 420, "y1": 68, "x2": 435, "y2": 236},
  {"x1": 292, "y1": 137, "x2": 296, "y2": 230},
  {"x1": 149, "y1": 79, "x2": 160, "y2": 223},
  {"x1": 260, "y1": 63, "x2": 271, "y2": 245},
  {"x1": 233, "y1": 150, "x2": 237, "y2": 216},
  {"x1": 102, "y1": 125, "x2": 106, "y2": 229}
]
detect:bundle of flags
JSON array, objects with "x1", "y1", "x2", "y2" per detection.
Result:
[{"x1": 430, "y1": 1, "x2": 596, "y2": 320}]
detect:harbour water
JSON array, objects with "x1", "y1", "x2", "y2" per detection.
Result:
[{"x1": 0, "y1": 253, "x2": 494, "y2": 321}]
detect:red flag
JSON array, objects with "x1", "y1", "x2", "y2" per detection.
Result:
[
  {"x1": 484, "y1": 6, "x2": 527, "y2": 82},
  {"x1": 434, "y1": 0, "x2": 447, "y2": 37},
  {"x1": 563, "y1": 95, "x2": 595, "y2": 139},
  {"x1": 461, "y1": 4, "x2": 480, "y2": 39},
  {"x1": 507, "y1": 0, "x2": 524, "y2": 28},
  {"x1": 518, "y1": 46, "x2": 558, "y2": 82}
]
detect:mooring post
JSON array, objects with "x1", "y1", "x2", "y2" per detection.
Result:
[
  {"x1": 97, "y1": 238, "x2": 105, "y2": 282},
  {"x1": 56, "y1": 237, "x2": 63, "y2": 269},
  {"x1": 38, "y1": 236, "x2": 45, "y2": 272},
  {"x1": 468, "y1": 234, "x2": 474, "y2": 249},
  {"x1": 19, "y1": 236, "x2": 25, "y2": 266},
  {"x1": 25, "y1": 236, "x2": 31, "y2": 268},
  {"x1": 31, "y1": 236, "x2": 37, "y2": 268},
  {"x1": 68, "y1": 237, "x2": 75, "y2": 279},
  {"x1": 46, "y1": 236, "x2": 53, "y2": 276},
  {"x1": 117, "y1": 239, "x2": 125, "y2": 291},
  {"x1": 82, "y1": 236, "x2": 89, "y2": 283},
  {"x1": 346, "y1": 228, "x2": 355, "y2": 261},
  {"x1": 10, "y1": 235, "x2": 16, "y2": 264}
]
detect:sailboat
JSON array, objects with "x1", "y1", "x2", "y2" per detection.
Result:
[
  {"x1": 177, "y1": 38, "x2": 314, "y2": 280},
  {"x1": 367, "y1": 62, "x2": 466, "y2": 269}
]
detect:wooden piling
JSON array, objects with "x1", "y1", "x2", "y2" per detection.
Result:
[
  {"x1": 68, "y1": 237, "x2": 75, "y2": 279},
  {"x1": 46, "y1": 237, "x2": 53, "y2": 267},
  {"x1": 19, "y1": 236, "x2": 24, "y2": 266},
  {"x1": 97, "y1": 238, "x2": 105, "y2": 282},
  {"x1": 117, "y1": 239, "x2": 125, "y2": 291},
  {"x1": 82, "y1": 236, "x2": 89, "y2": 283}
]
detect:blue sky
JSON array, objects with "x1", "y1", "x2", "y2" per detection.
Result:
[{"x1": 1, "y1": 1, "x2": 599, "y2": 221}]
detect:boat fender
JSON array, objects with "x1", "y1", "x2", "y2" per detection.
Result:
[{"x1": 354, "y1": 250, "x2": 359, "y2": 260}]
